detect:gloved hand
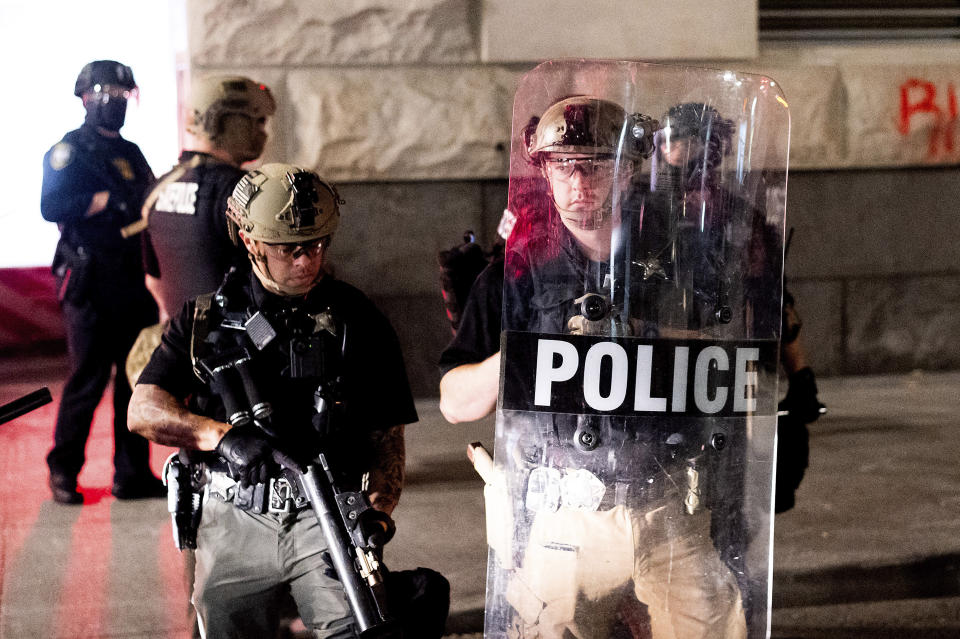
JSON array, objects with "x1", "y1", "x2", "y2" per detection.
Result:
[
  {"x1": 215, "y1": 425, "x2": 305, "y2": 486},
  {"x1": 778, "y1": 367, "x2": 825, "y2": 424},
  {"x1": 215, "y1": 425, "x2": 275, "y2": 487},
  {"x1": 357, "y1": 508, "x2": 396, "y2": 548},
  {"x1": 568, "y1": 294, "x2": 623, "y2": 336}
]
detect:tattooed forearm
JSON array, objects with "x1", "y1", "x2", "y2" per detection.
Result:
[
  {"x1": 128, "y1": 383, "x2": 228, "y2": 451},
  {"x1": 366, "y1": 424, "x2": 405, "y2": 515}
]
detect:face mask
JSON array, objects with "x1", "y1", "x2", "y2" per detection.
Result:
[{"x1": 85, "y1": 97, "x2": 128, "y2": 131}]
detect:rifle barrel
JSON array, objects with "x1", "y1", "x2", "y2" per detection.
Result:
[{"x1": 298, "y1": 464, "x2": 393, "y2": 636}]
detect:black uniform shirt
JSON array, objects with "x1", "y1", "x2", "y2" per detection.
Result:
[
  {"x1": 41, "y1": 123, "x2": 155, "y2": 292},
  {"x1": 142, "y1": 151, "x2": 248, "y2": 312},
  {"x1": 502, "y1": 197, "x2": 658, "y2": 336},
  {"x1": 438, "y1": 259, "x2": 504, "y2": 376},
  {"x1": 139, "y1": 269, "x2": 418, "y2": 475}
]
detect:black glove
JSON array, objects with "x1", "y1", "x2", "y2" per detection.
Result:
[
  {"x1": 438, "y1": 231, "x2": 489, "y2": 333},
  {"x1": 357, "y1": 508, "x2": 396, "y2": 548},
  {"x1": 778, "y1": 367, "x2": 825, "y2": 424},
  {"x1": 215, "y1": 425, "x2": 276, "y2": 487}
]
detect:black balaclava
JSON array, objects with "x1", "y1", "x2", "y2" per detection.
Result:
[
  {"x1": 84, "y1": 94, "x2": 128, "y2": 131},
  {"x1": 75, "y1": 60, "x2": 136, "y2": 132}
]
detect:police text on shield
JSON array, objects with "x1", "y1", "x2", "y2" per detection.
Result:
[{"x1": 500, "y1": 332, "x2": 778, "y2": 417}]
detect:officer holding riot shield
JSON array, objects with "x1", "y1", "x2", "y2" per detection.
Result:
[
  {"x1": 138, "y1": 75, "x2": 276, "y2": 321},
  {"x1": 42, "y1": 59, "x2": 161, "y2": 504},
  {"x1": 491, "y1": 93, "x2": 748, "y2": 639},
  {"x1": 128, "y1": 164, "x2": 432, "y2": 638},
  {"x1": 475, "y1": 57, "x2": 793, "y2": 639}
]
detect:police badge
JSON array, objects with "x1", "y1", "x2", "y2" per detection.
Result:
[{"x1": 49, "y1": 143, "x2": 74, "y2": 171}]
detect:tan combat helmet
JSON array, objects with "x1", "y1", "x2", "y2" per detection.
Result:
[
  {"x1": 227, "y1": 163, "x2": 342, "y2": 245},
  {"x1": 185, "y1": 75, "x2": 276, "y2": 141},
  {"x1": 525, "y1": 95, "x2": 658, "y2": 162}
]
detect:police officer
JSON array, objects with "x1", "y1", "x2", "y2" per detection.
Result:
[
  {"x1": 42, "y1": 59, "x2": 161, "y2": 504},
  {"x1": 439, "y1": 96, "x2": 657, "y2": 421},
  {"x1": 128, "y1": 72, "x2": 277, "y2": 639},
  {"x1": 655, "y1": 102, "x2": 824, "y2": 512},
  {"x1": 128, "y1": 164, "x2": 418, "y2": 638},
  {"x1": 450, "y1": 95, "x2": 748, "y2": 639},
  {"x1": 140, "y1": 75, "x2": 276, "y2": 321}
]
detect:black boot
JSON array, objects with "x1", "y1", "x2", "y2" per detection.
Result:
[
  {"x1": 49, "y1": 473, "x2": 83, "y2": 505},
  {"x1": 112, "y1": 474, "x2": 166, "y2": 500}
]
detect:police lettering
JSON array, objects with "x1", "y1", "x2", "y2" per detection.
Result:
[
  {"x1": 155, "y1": 182, "x2": 199, "y2": 214},
  {"x1": 531, "y1": 338, "x2": 760, "y2": 415}
]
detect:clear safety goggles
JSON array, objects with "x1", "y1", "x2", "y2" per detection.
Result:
[
  {"x1": 84, "y1": 84, "x2": 139, "y2": 104},
  {"x1": 262, "y1": 236, "x2": 329, "y2": 260},
  {"x1": 543, "y1": 155, "x2": 617, "y2": 180}
]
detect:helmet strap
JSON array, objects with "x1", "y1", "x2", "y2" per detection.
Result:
[
  {"x1": 248, "y1": 250, "x2": 322, "y2": 297},
  {"x1": 556, "y1": 205, "x2": 607, "y2": 231}
]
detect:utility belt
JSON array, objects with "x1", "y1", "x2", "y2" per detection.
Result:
[
  {"x1": 52, "y1": 237, "x2": 92, "y2": 304},
  {"x1": 207, "y1": 467, "x2": 310, "y2": 517},
  {"x1": 163, "y1": 453, "x2": 317, "y2": 550}
]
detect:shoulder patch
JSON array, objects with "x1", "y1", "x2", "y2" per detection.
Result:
[
  {"x1": 112, "y1": 157, "x2": 135, "y2": 181},
  {"x1": 49, "y1": 143, "x2": 74, "y2": 171}
]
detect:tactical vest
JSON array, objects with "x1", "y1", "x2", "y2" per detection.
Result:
[{"x1": 185, "y1": 269, "x2": 353, "y2": 508}]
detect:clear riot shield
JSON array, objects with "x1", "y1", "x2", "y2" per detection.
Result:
[{"x1": 485, "y1": 60, "x2": 788, "y2": 639}]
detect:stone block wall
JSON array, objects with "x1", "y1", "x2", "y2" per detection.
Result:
[
  {"x1": 329, "y1": 179, "x2": 508, "y2": 396},
  {"x1": 785, "y1": 167, "x2": 960, "y2": 376},
  {"x1": 187, "y1": 0, "x2": 960, "y2": 394}
]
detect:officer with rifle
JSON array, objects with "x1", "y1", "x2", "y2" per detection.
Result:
[
  {"x1": 124, "y1": 72, "x2": 276, "y2": 639},
  {"x1": 42, "y1": 59, "x2": 161, "y2": 505},
  {"x1": 128, "y1": 164, "x2": 426, "y2": 638}
]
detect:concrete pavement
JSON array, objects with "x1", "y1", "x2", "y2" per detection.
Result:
[{"x1": 1, "y1": 355, "x2": 958, "y2": 637}]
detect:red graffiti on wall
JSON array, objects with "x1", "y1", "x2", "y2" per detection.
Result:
[{"x1": 898, "y1": 79, "x2": 958, "y2": 158}]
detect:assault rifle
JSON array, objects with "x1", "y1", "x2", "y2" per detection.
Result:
[{"x1": 200, "y1": 349, "x2": 400, "y2": 638}]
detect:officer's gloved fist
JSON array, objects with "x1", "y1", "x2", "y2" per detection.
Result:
[
  {"x1": 779, "y1": 367, "x2": 826, "y2": 424},
  {"x1": 215, "y1": 425, "x2": 275, "y2": 488},
  {"x1": 357, "y1": 508, "x2": 396, "y2": 549}
]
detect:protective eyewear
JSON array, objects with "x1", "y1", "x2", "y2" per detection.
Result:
[
  {"x1": 544, "y1": 156, "x2": 616, "y2": 179},
  {"x1": 262, "y1": 237, "x2": 328, "y2": 260},
  {"x1": 85, "y1": 84, "x2": 138, "y2": 104}
]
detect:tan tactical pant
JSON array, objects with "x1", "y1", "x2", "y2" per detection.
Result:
[
  {"x1": 193, "y1": 498, "x2": 356, "y2": 639},
  {"x1": 505, "y1": 503, "x2": 746, "y2": 639}
]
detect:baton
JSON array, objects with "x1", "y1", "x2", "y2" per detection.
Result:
[{"x1": 0, "y1": 388, "x2": 53, "y2": 427}]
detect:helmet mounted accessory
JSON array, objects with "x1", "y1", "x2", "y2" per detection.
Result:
[
  {"x1": 227, "y1": 164, "x2": 343, "y2": 296},
  {"x1": 523, "y1": 96, "x2": 658, "y2": 230}
]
